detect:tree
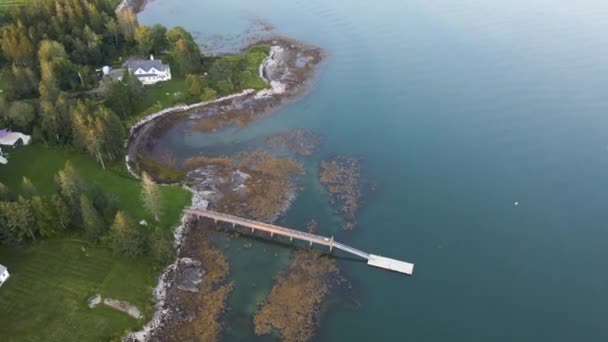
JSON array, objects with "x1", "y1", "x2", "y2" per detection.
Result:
[
  {"x1": 141, "y1": 172, "x2": 162, "y2": 221},
  {"x1": 72, "y1": 103, "x2": 125, "y2": 168},
  {"x1": 0, "y1": 22, "x2": 35, "y2": 65},
  {"x1": 135, "y1": 25, "x2": 154, "y2": 55},
  {"x1": 40, "y1": 92, "x2": 71, "y2": 144},
  {"x1": 105, "y1": 18, "x2": 120, "y2": 47},
  {"x1": 0, "y1": 182, "x2": 14, "y2": 201},
  {"x1": 98, "y1": 107, "x2": 125, "y2": 161},
  {"x1": 104, "y1": 80, "x2": 133, "y2": 118},
  {"x1": 50, "y1": 194, "x2": 70, "y2": 230},
  {"x1": 31, "y1": 196, "x2": 59, "y2": 238},
  {"x1": 55, "y1": 161, "x2": 83, "y2": 213},
  {"x1": 7, "y1": 101, "x2": 35, "y2": 131},
  {"x1": 80, "y1": 194, "x2": 104, "y2": 241},
  {"x1": 186, "y1": 74, "x2": 202, "y2": 96},
  {"x1": 117, "y1": 9, "x2": 138, "y2": 42},
  {"x1": 22, "y1": 176, "x2": 38, "y2": 198},
  {"x1": 108, "y1": 210, "x2": 146, "y2": 257},
  {"x1": 208, "y1": 59, "x2": 232, "y2": 85},
  {"x1": 0, "y1": 197, "x2": 35, "y2": 242},
  {"x1": 172, "y1": 38, "x2": 200, "y2": 75},
  {"x1": 123, "y1": 69, "x2": 144, "y2": 98},
  {"x1": 150, "y1": 24, "x2": 168, "y2": 54},
  {"x1": 10, "y1": 65, "x2": 38, "y2": 98},
  {"x1": 201, "y1": 87, "x2": 217, "y2": 101},
  {"x1": 166, "y1": 27, "x2": 201, "y2": 75}
]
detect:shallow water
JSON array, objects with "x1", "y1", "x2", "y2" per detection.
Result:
[{"x1": 140, "y1": 0, "x2": 608, "y2": 340}]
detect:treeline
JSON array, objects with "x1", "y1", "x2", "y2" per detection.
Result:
[
  {"x1": 1, "y1": 0, "x2": 131, "y2": 97},
  {"x1": 0, "y1": 165, "x2": 173, "y2": 262},
  {"x1": 0, "y1": 0, "x2": 202, "y2": 166}
]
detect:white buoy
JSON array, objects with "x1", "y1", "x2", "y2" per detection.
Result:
[{"x1": 514, "y1": 201, "x2": 519, "y2": 206}]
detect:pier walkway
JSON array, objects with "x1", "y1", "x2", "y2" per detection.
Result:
[{"x1": 184, "y1": 208, "x2": 414, "y2": 275}]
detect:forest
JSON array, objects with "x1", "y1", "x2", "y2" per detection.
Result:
[{"x1": 0, "y1": 0, "x2": 268, "y2": 251}]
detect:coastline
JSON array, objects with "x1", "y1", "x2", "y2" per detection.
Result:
[
  {"x1": 125, "y1": 38, "x2": 323, "y2": 180},
  {"x1": 125, "y1": 38, "x2": 324, "y2": 341}
]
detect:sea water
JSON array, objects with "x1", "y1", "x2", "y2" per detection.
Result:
[{"x1": 139, "y1": 1, "x2": 608, "y2": 340}]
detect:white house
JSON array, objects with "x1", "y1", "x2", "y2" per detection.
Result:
[
  {"x1": 0, "y1": 129, "x2": 31, "y2": 148},
  {"x1": 125, "y1": 56, "x2": 172, "y2": 85},
  {"x1": 0, "y1": 264, "x2": 9, "y2": 287}
]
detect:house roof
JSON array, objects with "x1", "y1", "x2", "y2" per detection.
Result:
[
  {"x1": 0, "y1": 264, "x2": 6, "y2": 274},
  {"x1": 0, "y1": 129, "x2": 31, "y2": 146},
  {"x1": 135, "y1": 73, "x2": 164, "y2": 78},
  {"x1": 126, "y1": 59, "x2": 169, "y2": 72}
]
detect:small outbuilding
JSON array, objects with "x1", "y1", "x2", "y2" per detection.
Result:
[
  {"x1": 0, "y1": 264, "x2": 9, "y2": 287},
  {"x1": 0, "y1": 129, "x2": 31, "y2": 147}
]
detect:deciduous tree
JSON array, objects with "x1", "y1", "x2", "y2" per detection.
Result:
[{"x1": 141, "y1": 172, "x2": 162, "y2": 221}]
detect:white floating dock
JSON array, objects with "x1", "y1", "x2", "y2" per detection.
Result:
[{"x1": 367, "y1": 254, "x2": 414, "y2": 275}]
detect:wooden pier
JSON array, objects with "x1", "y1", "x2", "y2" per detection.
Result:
[{"x1": 184, "y1": 208, "x2": 414, "y2": 276}]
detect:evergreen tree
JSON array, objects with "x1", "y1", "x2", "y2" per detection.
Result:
[
  {"x1": 135, "y1": 26, "x2": 154, "y2": 55},
  {"x1": 108, "y1": 210, "x2": 146, "y2": 257},
  {"x1": 80, "y1": 194, "x2": 105, "y2": 241},
  {"x1": 51, "y1": 194, "x2": 70, "y2": 230},
  {"x1": 55, "y1": 161, "x2": 83, "y2": 215},
  {"x1": 166, "y1": 27, "x2": 201, "y2": 75},
  {"x1": 22, "y1": 176, "x2": 38, "y2": 198},
  {"x1": 31, "y1": 196, "x2": 58, "y2": 238},
  {"x1": 0, "y1": 197, "x2": 36, "y2": 242},
  {"x1": 186, "y1": 74, "x2": 202, "y2": 96},
  {"x1": 7, "y1": 101, "x2": 35, "y2": 131}
]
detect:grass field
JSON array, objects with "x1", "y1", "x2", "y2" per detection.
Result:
[
  {"x1": 0, "y1": 145, "x2": 190, "y2": 229},
  {"x1": 0, "y1": 145, "x2": 191, "y2": 341},
  {"x1": 0, "y1": 0, "x2": 24, "y2": 12},
  {"x1": 0, "y1": 239, "x2": 153, "y2": 341}
]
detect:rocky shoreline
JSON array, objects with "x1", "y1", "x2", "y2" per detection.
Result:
[
  {"x1": 126, "y1": 39, "x2": 323, "y2": 179},
  {"x1": 125, "y1": 39, "x2": 323, "y2": 341}
]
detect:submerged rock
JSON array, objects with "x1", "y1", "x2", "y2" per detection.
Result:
[
  {"x1": 265, "y1": 129, "x2": 323, "y2": 155},
  {"x1": 253, "y1": 220, "x2": 342, "y2": 342},
  {"x1": 319, "y1": 156, "x2": 362, "y2": 230}
]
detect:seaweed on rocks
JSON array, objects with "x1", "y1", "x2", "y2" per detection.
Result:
[
  {"x1": 265, "y1": 129, "x2": 323, "y2": 156},
  {"x1": 319, "y1": 156, "x2": 362, "y2": 230},
  {"x1": 216, "y1": 150, "x2": 304, "y2": 222},
  {"x1": 147, "y1": 224, "x2": 234, "y2": 342},
  {"x1": 253, "y1": 220, "x2": 342, "y2": 342}
]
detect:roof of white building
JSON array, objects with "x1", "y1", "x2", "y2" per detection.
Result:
[
  {"x1": 126, "y1": 59, "x2": 169, "y2": 72},
  {"x1": 0, "y1": 129, "x2": 31, "y2": 146},
  {"x1": 0, "y1": 264, "x2": 7, "y2": 274}
]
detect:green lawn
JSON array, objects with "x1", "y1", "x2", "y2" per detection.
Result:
[
  {"x1": 0, "y1": 145, "x2": 190, "y2": 230},
  {"x1": 0, "y1": 145, "x2": 192, "y2": 341},
  {"x1": 126, "y1": 45, "x2": 271, "y2": 127},
  {"x1": 0, "y1": 239, "x2": 153, "y2": 341}
]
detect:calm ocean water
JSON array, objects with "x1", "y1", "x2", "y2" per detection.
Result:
[{"x1": 140, "y1": 1, "x2": 608, "y2": 340}]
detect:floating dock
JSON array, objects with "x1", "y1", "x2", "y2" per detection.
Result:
[{"x1": 368, "y1": 254, "x2": 414, "y2": 275}]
